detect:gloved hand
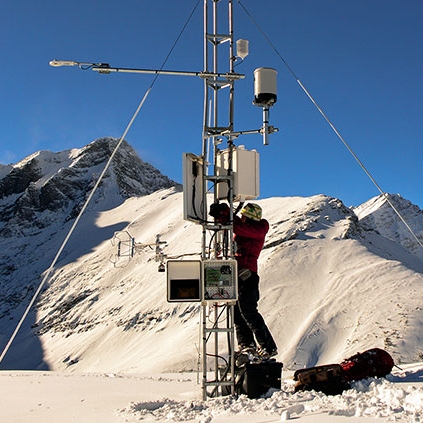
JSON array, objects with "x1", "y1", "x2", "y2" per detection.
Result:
[{"x1": 209, "y1": 202, "x2": 230, "y2": 223}]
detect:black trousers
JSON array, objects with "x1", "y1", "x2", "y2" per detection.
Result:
[{"x1": 234, "y1": 271, "x2": 277, "y2": 352}]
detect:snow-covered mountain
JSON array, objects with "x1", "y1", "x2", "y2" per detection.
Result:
[
  {"x1": 354, "y1": 193, "x2": 423, "y2": 260},
  {"x1": 0, "y1": 138, "x2": 423, "y2": 376},
  {"x1": 0, "y1": 137, "x2": 179, "y2": 363},
  {"x1": 0, "y1": 137, "x2": 177, "y2": 236}
]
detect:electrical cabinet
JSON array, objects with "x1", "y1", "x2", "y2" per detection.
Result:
[
  {"x1": 216, "y1": 146, "x2": 259, "y2": 202},
  {"x1": 182, "y1": 152, "x2": 205, "y2": 223},
  {"x1": 167, "y1": 260, "x2": 202, "y2": 302},
  {"x1": 167, "y1": 259, "x2": 237, "y2": 303},
  {"x1": 202, "y1": 259, "x2": 237, "y2": 302}
]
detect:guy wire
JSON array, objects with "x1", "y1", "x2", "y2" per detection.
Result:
[
  {"x1": 237, "y1": 0, "x2": 423, "y2": 251},
  {"x1": 0, "y1": 0, "x2": 201, "y2": 366}
]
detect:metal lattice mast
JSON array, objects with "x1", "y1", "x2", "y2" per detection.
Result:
[
  {"x1": 201, "y1": 0, "x2": 239, "y2": 400},
  {"x1": 201, "y1": 0, "x2": 237, "y2": 259}
]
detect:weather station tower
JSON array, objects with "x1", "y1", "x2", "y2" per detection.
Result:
[
  {"x1": 171, "y1": 0, "x2": 279, "y2": 399},
  {"x1": 49, "y1": 0, "x2": 278, "y2": 400}
]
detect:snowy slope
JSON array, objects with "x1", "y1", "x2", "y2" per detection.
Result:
[
  {"x1": 1, "y1": 140, "x2": 423, "y2": 373},
  {"x1": 1, "y1": 187, "x2": 423, "y2": 372},
  {"x1": 261, "y1": 195, "x2": 423, "y2": 367},
  {"x1": 0, "y1": 138, "x2": 180, "y2": 370},
  {"x1": 2, "y1": 140, "x2": 423, "y2": 421}
]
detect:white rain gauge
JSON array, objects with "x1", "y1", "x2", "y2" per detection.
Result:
[{"x1": 50, "y1": 0, "x2": 278, "y2": 400}]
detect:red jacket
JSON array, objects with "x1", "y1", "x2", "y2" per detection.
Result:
[{"x1": 233, "y1": 215, "x2": 269, "y2": 273}]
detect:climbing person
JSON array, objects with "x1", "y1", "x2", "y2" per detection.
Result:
[{"x1": 209, "y1": 202, "x2": 278, "y2": 359}]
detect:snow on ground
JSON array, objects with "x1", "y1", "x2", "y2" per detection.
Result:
[{"x1": 2, "y1": 363, "x2": 423, "y2": 422}]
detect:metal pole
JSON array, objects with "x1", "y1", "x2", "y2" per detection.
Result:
[
  {"x1": 202, "y1": 304, "x2": 207, "y2": 400},
  {"x1": 201, "y1": 0, "x2": 237, "y2": 399}
]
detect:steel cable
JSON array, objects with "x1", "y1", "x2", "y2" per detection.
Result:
[
  {"x1": 237, "y1": 0, "x2": 423, "y2": 251},
  {"x1": 0, "y1": 0, "x2": 201, "y2": 366}
]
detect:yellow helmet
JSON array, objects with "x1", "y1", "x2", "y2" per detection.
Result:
[{"x1": 240, "y1": 203, "x2": 262, "y2": 221}]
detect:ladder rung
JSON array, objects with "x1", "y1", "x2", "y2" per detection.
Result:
[
  {"x1": 204, "y1": 327, "x2": 234, "y2": 333},
  {"x1": 205, "y1": 380, "x2": 234, "y2": 387}
]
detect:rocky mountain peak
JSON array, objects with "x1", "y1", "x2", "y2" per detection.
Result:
[
  {"x1": 354, "y1": 193, "x2": 423, "y2": 259},
  {"x1": 0, "y1": 137, "x2": 179, "y2": 236}
]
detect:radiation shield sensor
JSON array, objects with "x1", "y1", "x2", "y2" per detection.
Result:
[
  {"x1": 202, "y1": 259, "x2": 237, "y2": 302},
  {"x1": 253, "y1": 67, "x2": 277, "y2": 107}
]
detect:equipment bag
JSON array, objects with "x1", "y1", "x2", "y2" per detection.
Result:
[
  {"x1": 294, "y1": 364, "x2": 350, "y2": 396},
  {"x1": 235, "y1": 360, "x2": 283, "y2": 399},
  {"x1": 340, "y1": 348, "x2": 394, "y2": 382}
]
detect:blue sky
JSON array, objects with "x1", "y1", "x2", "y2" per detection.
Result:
[{"x1": 1, "y1": 0, "x2": 422, "y2": 208}]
